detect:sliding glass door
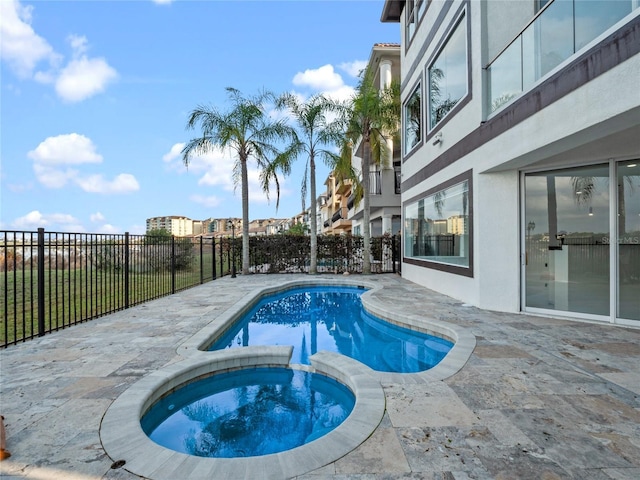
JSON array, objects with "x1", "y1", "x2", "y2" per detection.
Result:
[
  {"x1": 618, "y1": 160, "x2": 640, "y2": 321},
  {"x1": 524, "y1": 161, "x2": 639, "y2": 323}
]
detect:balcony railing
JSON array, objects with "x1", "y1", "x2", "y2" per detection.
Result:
[
  {"x1": 331, "y1": 208, "x2": 344, "y2": 223},
  {"x1": 487, "y1": 0, "x2": 637, "y2": 114}
]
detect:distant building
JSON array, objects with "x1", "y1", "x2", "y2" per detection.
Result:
[
  {"x1": 346, "y1": 43, "x2": 402, "y2": 237},
  {"x1": 145, "y1": 216, "x2": 193, "y2": 236}
]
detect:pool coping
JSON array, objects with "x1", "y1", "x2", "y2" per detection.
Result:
[
  {"x1": 100, "y1": 346, "x2": 386, "y2": 480},
  {"x1": 177, "y1": 277, "x2": 476, "y2": 384}
]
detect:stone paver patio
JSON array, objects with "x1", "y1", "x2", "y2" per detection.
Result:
[{"x1": 1, "y1": 274, "x2": 639, "y2": 479}]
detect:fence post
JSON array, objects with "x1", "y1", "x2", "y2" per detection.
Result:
[
  {"x1": 171, "y1": 236, "x2": 176, "y2": 294},
  {"x1": 392, "y1": 234, "x2": 396, "y2": 274},
  {"x1": 212, "y1": 237, "x2": 216, "y2": 280},
  {"x1": 37, "y1": 228, "x2": 45, "y2": 336},
  {"x1": 199, "y1": 236, "x2": 203, "y2": 284},
  {"x1": 124, "y1": 232, "x2": 130, "y2": 309}
]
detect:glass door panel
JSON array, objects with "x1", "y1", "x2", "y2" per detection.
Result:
[
  {"x1": 618, "y1": 160, "x2": 640, "y2": 320},
  {"x1": 525, "y1": 165, "x2": 610, "y2": 316}
]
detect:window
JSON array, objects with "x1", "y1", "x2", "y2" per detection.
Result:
[
  {"x1": 404, "y1": 177, "x2": 470, "y2": 270},
  {"x1": 404, "y1": 83, "x2": 422, "y2": 154},
  {"x1": 406, "y1": 0, "x2": 427, "y2": 43},
  {"x1": 428, "y1": 13, "x2": 468, "y2": 130},
  {"x1": 406, "y1": 0, "x2": 416, "y2": 41}
]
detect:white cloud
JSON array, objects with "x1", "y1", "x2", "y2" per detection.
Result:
[
  {"x1": 0, "y1": 1, "x2": 117, "y2": 102},
  {"x1": 68, "y1": 34, "x2": 89, "y2": 56},
  {"x1": 152, "y1": 0, "x2": 173, "y2": 4},
  {"x1": 289, "y1": 64, "x2": 356, "y2": 104},
  {"x1": 163, "y1": 143, "x2": 235, "y2": 189},
  {"x1": 12, "y1": 210, "x2": 84, "y2": 232},
  {"x1": 128, "y1": 224, "x2": 146, "y2": 235},
  {"x1": 55, "y1": 56, "x2": 118, "y2": 103},
  {"x1": 246, "y1": 162, "x2": 292, "y2": 206},
  {"x1": 339, "y1": 60, "x2": 367, "y2": 78},
  {"x1": 28, "y1": 133, "x2": 103, "y2": 165},
  {"x1": 75, "y1": 173, "x2": 140, "y2": 194},
  {"x1": 190, "y1": 194, "x2": 221, "y2": 208},
  {"x1": 32, "y1": 164, "x2": 78, "y2": 188},
  {"x1": 90, "y1": 212, "x2": 105, "y2": 222},
  {"x1": 29, "y1": 133, "x2": 139, "y2": 193},
  {"x1": 293, "y1": 64, "x2": 344, "y2": 92},
  {"x1": 97, "y1": 223, "x2": 119, "y2": 234},
  {"x1": 7, "y1": 182, "x2": 33, "y2": 193},
  {"x1": 162, "y1": 143, "x2": 185, "y2": 163},
  {"x1": 162, "y1": 143, "x2": 292, "y2": 208},
  {"x1": 0, "y1": 0, "x2": 59, "y2": 78}
]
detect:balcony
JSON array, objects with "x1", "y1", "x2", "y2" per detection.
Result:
[
  {"x1": 331, "y1": 207, "x2": 351, "y2": 231},
  {"x1": 336, "y1": 179, "x2": 351, "y2": 195},
  {"x1": 487, "y1": 0, "x2": 638, "y2": 114}
]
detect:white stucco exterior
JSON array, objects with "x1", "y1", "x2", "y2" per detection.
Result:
[{"x1": 385, "y1": 0, "x2": 640, "y2": 322}]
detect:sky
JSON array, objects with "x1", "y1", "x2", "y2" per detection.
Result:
[{"x1": 0, "y1": 0, "x2": 400, "y2": 235}]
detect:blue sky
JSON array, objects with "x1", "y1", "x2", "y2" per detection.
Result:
[{"x1": 1, "y1": 0, "x2": 399, "y2": 234}]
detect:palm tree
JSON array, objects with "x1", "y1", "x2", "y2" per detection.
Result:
[
  {"x1": 182, "y1": 88, "x2": 293, "y2": 275},
  {"x1": 273, "y1": 93, "x2": 344, "y2": 274},
  {"x1": 337, "y1": 68, "x2": 400, "y2": 274}
]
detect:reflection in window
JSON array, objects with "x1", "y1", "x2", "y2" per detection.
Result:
[
  {"x1": 488, "y1": 0, "x2": 637, "y2": 114},
  {"x1": 428, "y1": 13, "x2": 467, "y2": 129},
  {"x1": 404, "y1": 180, "x2": 469, "y2": 267},
  {"x1": 404, "y1": 84, "x2": 421, "y2": 153},
  {"x1": 524, "y1": 165, "x2": 610, "y2": 316}
]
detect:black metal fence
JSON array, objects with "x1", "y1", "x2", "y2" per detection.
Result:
[{"x1": 1, "y1": 229, "x2": 400, "y2": 347}]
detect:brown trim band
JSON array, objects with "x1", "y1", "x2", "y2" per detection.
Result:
[{"x1": 402, "y1": 14, "x2": 640, "y2": 192}]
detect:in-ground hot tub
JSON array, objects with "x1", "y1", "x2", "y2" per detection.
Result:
[
  {"x1": 141, "y1": 365, "x2": 355, "y2": 458},
  {"x1": 100, "y1": 347, "x2": 385, "y2": 480}
]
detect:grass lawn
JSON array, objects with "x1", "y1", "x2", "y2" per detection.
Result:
[{"x1": 1, "y1": 253, "x2": 228, "y2": 347}]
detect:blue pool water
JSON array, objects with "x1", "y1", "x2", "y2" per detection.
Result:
[
  {"x1": 141, "y1": 367, "x2": 355, "y2": 457},
  {"x1": 210, "y1": 286, "x2": 453, "y2": 373}
]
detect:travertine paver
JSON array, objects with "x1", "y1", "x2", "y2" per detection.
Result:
[{"x1": 1, "y1": 274, "x2": 639, "y2": 479}]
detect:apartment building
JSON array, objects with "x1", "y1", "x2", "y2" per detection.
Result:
[
  {"x1": 382, "y1": 0, "x2": 640, "y2": 325},
  {"x1": 145, "y1": 216, "x2": 194, "y2": 237},
  {"x1": 320, "y1": 173, "x2": 353, "y2": 234},
  {"x1": 146, "y1": 216, "x2": 243, "y2": 237},
  {"x1": 348, "y1": 43, "x2": 403, "y2": 237}
]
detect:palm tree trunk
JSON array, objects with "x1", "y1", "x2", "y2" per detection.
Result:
[
  {"x1": 241, "y1": 156, "x2": 250, "y2": 275},
  {"x1": 310, "y1": 155, "x2": 318, "y2": 274},
  {"x1": 362, "y1": 139, "x2": 371, "y2": 275}
]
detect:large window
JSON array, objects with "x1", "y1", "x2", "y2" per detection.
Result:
[
  {"x1": 428, "y1": 12, "x2": 468, "y2": 130},
  {"x1": 404, "y1": 177, "x2": 470, "y2": 269},
  {"x1": 404, "y1": 83, "x2": 421, "y2": 154}
]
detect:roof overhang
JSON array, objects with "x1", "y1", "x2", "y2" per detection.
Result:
[{"x1": 380, "y1": 0, "x2": 405, "y2": 23}]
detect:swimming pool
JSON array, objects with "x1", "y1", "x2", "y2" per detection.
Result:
[{"x1": 209, "y1": 285, "x2": 453, "y2": 373}]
